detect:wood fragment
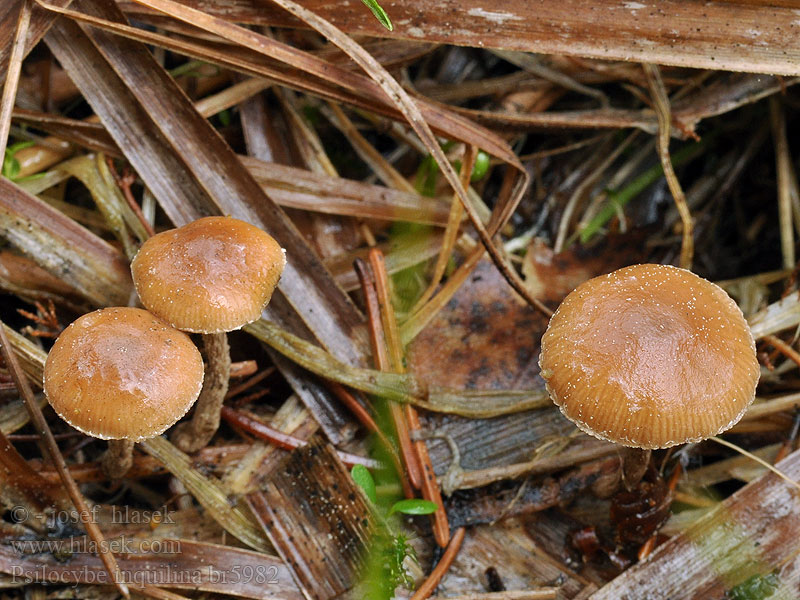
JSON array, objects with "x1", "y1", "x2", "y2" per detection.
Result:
[
  {"x1": 247, "y1": 439, "x2": 373, "y2": 600},
  {"x1": 120, "y1": 0, "x2": 800, "y2": 76},
  {"x1": 410, "y1": 527, "x2": 466, "y2": 600}
]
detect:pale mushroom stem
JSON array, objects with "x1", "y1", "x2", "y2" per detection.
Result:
[
  {"x1": 102, "y1": 439, "x2": 134, "y2": 479},
  {"x1": 621, "y1": 447, "x2": 652, "y2": 490},
  {"x1": 171, "y1": 332, "x2": 231, "y2": 453}
]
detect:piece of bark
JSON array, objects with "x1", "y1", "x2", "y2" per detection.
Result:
[
  {"x1": 120, "y1": 0, "x2": 800, "y2": 76},
  {"x1": 446, "y1": 456, "x2": 622, "y2": 529},
  {"x1": 247, "y1": 439, "x2": 373, "y2": 600}
]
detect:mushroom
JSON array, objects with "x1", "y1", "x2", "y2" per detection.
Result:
[
  {"x1": 539, "y1": 264, "x2": 760, "y2": 484},
  {"x1": 43, "y1": 307, "x2": 204, "y2": 478},
  {"x1": 130, "y1": 216, "x2": 285, "y2": 452}
]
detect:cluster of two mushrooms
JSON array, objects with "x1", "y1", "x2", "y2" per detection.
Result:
[
  {"x1": 44, "y1": 217, "x2": 285, "y2": 477},
  {"x1": 539, "y1": 264, "x2": 760, "y2": 486}
]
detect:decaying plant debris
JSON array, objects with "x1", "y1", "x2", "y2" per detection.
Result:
[{"x1": 2, "y1": 0, "x2": 800, "y2": 598}]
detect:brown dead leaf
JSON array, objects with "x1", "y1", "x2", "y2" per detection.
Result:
[
  {"x1": 521, "y1": 233, "x2": 650, "y2": 304},
  {"x1": 407, "y1": 259, "x2": 548, "y2": 391}
]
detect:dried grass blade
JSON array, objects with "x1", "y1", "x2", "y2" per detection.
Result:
[
  {"x1": 0, "y1": 178, "x2": 133, "y2": 306},
  {"x1": 244, "y1": 319, "x2": 550, "y2": 417},
  {"x1": 409, "y1": 147, "x2": 474, "y2": 315},
  {"x1": 323, "y1": 102, "x2": 416, "y2": 193},
  {"x1": 138, "y1": 436, "x2": 271, "y2": 553},
  {"x1": 227, "y1": 0, "x2": 539, "y2": 313},
  {"x1": 770, "y1": 96, "x2": 796, "y2": 270},
  {"x1": 241, "y1": 156, "x2": 451, "y2": 225},
  {"x1": 12, "y1": 108, "x2": 120, "y2": 155},
  {"x1": 40, "y1": 1, "x2": 518, "y2": 166},
  {"x1": 1, "y1": 323, "x2": 46, "y2": 384},
  {"x1": 0, "y1": 0, "x2": 32, "y2": 157},
  {"x1": 0, "y1": 0, "x2": 72, "y2": 87},
  {"x1": 643, "y1": 63, "x2": 693, "y2": 269}
]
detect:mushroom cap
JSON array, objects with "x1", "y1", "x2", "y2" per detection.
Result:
[
  {"x1": 538, "y1": 264, "x2": 760, "y2": 449},
  {"x1": 131, "y1": 216, "x2": 286, "y2": 333},
  {"x1": 43, "y1": 307, "x2": 204, "y2": 441}
]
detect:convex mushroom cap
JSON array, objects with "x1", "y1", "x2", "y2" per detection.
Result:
[
  {"x1": 539, "y1": 264, "x2": 760, "y2": 449},
  {"x1": 131, "y1": 216, "x2": 286, "y2": 333},
  {"x1": 43, "y1": 307, "x2": 204, "y2": 441}
]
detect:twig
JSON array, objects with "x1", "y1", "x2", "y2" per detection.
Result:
[
  {"x1": 369, "y1": 248, "x2": 451, "y2": 548},
  {"x1": 0, "y1": 321, "x2": 130, "y2": 598},
  {"x1": 327, "y1": 381, "x2": 407, "y2": 483},
  {"x1": 355, "y1": 257, "x2": 421, "y2": 495},
  {"x1": 105, "y1": 156, "x2": 156, "y2": 238},
  {"x1": 219, "y1": 406, "x2": 381, "y2": 469},
  {"x1": 763, "y1": 335, "x2": 800, "y2": 370},
  {"x1": 0, "y1": 0, "x2": 32, "y2": 158},
  {"x1": 643, "y1": 63, "x2": 694, "y2": 269},
  {"x1": 410, "y1": 527, "x2": 466, "y2": 600}
]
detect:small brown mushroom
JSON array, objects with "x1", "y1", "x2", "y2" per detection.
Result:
[
  {"x1": 130, "y1": 216, "x2": 285, "y2": 452},
  {"x1": 539, "y1": 264, "x2": 760, "y2": 483},
  {"x1": 43, "y1": 307, "x2": 204, "y2": 478}
]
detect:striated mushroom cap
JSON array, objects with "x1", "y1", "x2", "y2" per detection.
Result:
[
  {"x1": 43, "y1": 307, "x2": 204, "y2": 441},
  {"x1": 539, "y1": 264, "x2": 760, "y2": 449},
  {"x1": 131, "y1": 216, "x2": 286, "y2": 333}
]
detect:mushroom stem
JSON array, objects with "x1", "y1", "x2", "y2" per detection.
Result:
[
  {"x1": 172, "y1": 332, "x2": 231, "y2": 453},
  {"x1": 621, "y1": 447, "x2": 651, "y2": 490},
  {"x1": 102, "y1": 439, "x2": 134, "y2": 479}
]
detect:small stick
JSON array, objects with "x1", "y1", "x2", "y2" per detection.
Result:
[
  {"x1": 763, "y1": 334, "x2": 800, "y2": 369},
  {"x1": 369, "y1": 248, "x2": 451, "y2": 548},
  {"x1": 410, "y1": 527, "x2": 466, "y2": 600},
  {"x1": 225, "y1": 367, "x2": 273, "y2": 398},
  {"x1": 0, "y1": 322, "x2": 130, "y2": 598},
  {"x1": 220, "y1": 406, "x2": 381, "y2": 469},
  {"x1": 229, "y1": 360, "x2": 259, "y2": 379},
  {"x1": 105, "y1": 156, "x2": 156, "y2": 238},
  {"x1": 643, "y1": 63, "x2": 693, "y2": 270},
  {"x1": 328, "y1": 382, "x2": 407, "y2": 480},
  {"x1": 355, "y1": 258, "x2": 422, "y2": 492}
]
